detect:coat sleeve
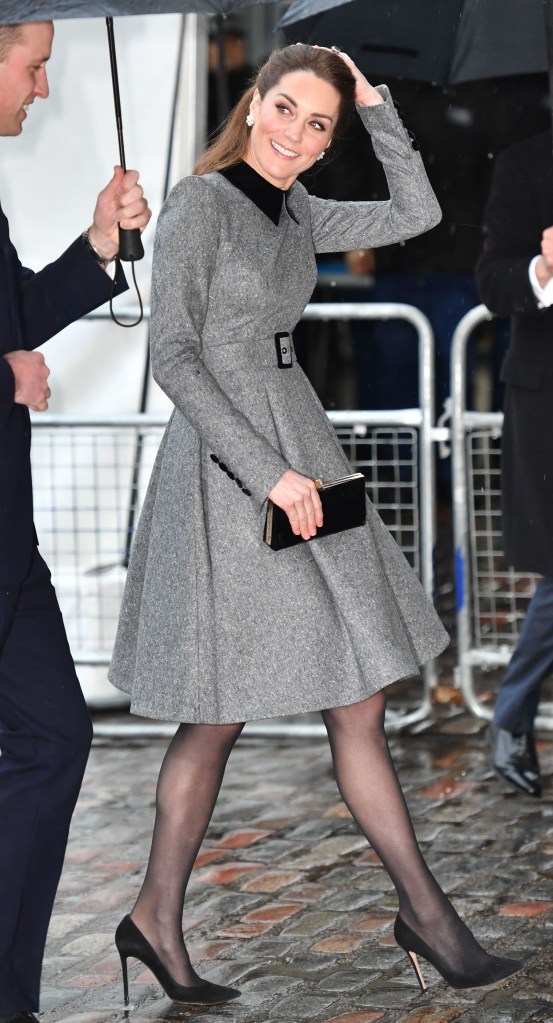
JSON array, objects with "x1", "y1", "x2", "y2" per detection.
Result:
[
  {"x1": 149, "y1": 177, "x2": 289, "y2": 510},
  {"x1": 475, "y1": 145, "x2": 543, "y2": 318},
  {"x1": 307, "y1": 85, "x2": 442, "y2": 254}
]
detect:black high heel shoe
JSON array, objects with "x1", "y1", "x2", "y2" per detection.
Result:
[
  {"x1": 115, "y1": 914, "x2": 241, "y2": 1007},
  {"x1": 394, "y1": 915, "x2": 523, "y2": 992}
]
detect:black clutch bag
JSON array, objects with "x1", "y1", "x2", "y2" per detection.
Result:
[{"x1": 264, "y1": 472, "x2": 366, "y2": 551}]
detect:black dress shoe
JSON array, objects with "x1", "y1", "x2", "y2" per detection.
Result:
[
  {"x1": 0, "y1": 1014, "x2": 40, "y2": 1022},
  {"x1": 489, "y1": 722, "x2": 542, "y2": 797}
]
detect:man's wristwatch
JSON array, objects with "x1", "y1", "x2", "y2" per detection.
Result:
[{"x1": 81, "y1": 230, "x2": 115, "y2": 270}]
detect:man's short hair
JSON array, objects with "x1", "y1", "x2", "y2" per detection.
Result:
[{"x1": 0, "y1": 24, "x2": 24, "y2": 62}]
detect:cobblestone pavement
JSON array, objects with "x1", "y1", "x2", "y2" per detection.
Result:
[{"x1": 40, "y1": 712, "x2": 553, "y2": 1023}]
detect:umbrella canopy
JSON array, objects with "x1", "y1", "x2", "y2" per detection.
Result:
[
  {"x1": 0, "y1": 0, "x2": 273, "y2": 18},
  {"x1": 279, "y1": 0, "x2": 548, "y2": 87}
]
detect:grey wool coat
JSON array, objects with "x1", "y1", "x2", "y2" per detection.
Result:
[{"x1": 109, "y1": 87, "x2": 449, "y2": 723}]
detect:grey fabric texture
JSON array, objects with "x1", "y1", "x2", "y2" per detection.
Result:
[{"x1": 109, "y1": 87, "x2": 448, "y2": 723}]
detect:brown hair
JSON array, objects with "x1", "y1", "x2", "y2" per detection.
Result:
[
  {"x1": 194, "y1": 43, "x2": 356, "y2": 176},
  {"x1": 0, "y1": 24, "x2": 24, "y2": 62}
]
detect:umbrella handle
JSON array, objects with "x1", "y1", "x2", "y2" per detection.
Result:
[
  {"x1": 106, "y1": 18, "x2": 144, "y2": 263},
  {"x1": 118, "y1": 227, "x2": 145, "y2": 262}
]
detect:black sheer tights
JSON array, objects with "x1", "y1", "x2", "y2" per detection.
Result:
[
  {"x1": 131, "y1": 695, "x2": 492, "y2": 987},
  {"x1": 131, "y1": 721, "x2": 244, "y2": 986},
  {"x1": 322, "y1": 693, "x2": 494, "y2": 976}
]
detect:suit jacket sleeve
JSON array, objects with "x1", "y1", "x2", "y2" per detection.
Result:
[
  {"x1": 475, "y1": 145, "x2": 543, "y2": 318},
  {"x1": 1, "y1": 227, "x2": 127, "y2": 428},
  {"x1": 17, "y1": 237, "x2": 127, "y2": 348},
  {"x1": 0, "y1": 351, "x2": 15, "y2": 412}
]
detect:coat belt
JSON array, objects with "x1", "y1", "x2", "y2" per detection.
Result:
[{"x1": 202, "y1": 332, "x2": 296, "y2": 372}]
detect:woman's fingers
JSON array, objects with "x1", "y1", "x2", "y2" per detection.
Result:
[
  {"x1": 268, "y1": 470, "x2": 325, "y2": 539},
  {"x1": 296, "y1": 490, "x2": 319, "y2": 539}
]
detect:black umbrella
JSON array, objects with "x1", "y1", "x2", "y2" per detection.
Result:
[
  {"x1": 1, "y1": 1, "x2": 274, "y2": 18},
  {"x1": 279, "y1": 0, "x2": 548, "y2": 88}
]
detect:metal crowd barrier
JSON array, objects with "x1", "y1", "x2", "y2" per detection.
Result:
[
  {"x1": 31, "y1": 301, "x2": 438, "y2": 736},
  {"x1": 451, "y1": 305, "x2": 553, "y2": 729}
]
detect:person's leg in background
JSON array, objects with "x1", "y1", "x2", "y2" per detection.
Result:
[
  {"x1": 490, "y1": 575, "x2": 553, "y2": 797},
  {"x1": 0, "y1": 549, "x2": 93, "y2": 1018}
]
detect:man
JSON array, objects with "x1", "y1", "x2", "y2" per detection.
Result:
[
  {"x1": 476, "y1": 130, "x2": 553, "y2": 799},
  {"x1": 0, "y1": 20, "x2": 151, "y2": 1022}
]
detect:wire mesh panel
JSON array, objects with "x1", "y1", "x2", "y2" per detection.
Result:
[
  {"x1": 467, "y1": 428, "x2": 537, "y2": 650},
  {"x1": 333, "y1": 423, "x2": 420, "y2": 575},
  {"x1": 31, "y1": 420, "x2": 166, "y2": 658}
]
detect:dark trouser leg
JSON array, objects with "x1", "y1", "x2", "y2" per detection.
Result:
[
  {"x1": 0, "y1": 549, "x2": 92, "y2": 1015},
  {"x1": 494, "y1": 576, "x2": 553, "y2": 733}
]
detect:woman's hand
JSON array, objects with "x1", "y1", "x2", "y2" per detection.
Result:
[
  {"x1": 269, "y1": 469, "x2": 324, "y2": 541},
  {"x1": 315, "y1": 45, "x2": 384, "y2": 107}
]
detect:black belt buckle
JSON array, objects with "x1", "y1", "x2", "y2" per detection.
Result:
[{"x1": 275, "y1": 331, "x2": 293, "y2": 369}]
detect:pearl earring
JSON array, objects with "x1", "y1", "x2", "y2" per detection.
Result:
[
  {"x1": 246, "y1": 113, "x2": 254, "y2": 127},
  {"x1": 316, "y1": 150, "x2": 325, "y2": 161}
]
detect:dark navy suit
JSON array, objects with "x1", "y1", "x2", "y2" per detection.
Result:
[
  {"x1": 476, "y1": 133, "x2": 553, "y2": 738},
  {"x1": 0, "y1": 200, "x2": 126, "y2": 1015}
]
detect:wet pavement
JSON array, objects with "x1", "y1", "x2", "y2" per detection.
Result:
[{"x1": 40, "y1": 708, "x2": 553, "y2": 1023}]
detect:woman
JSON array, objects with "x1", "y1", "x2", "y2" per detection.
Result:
[{"x1": 110, "y1": 44, "x2": 521, "y2": 1005}]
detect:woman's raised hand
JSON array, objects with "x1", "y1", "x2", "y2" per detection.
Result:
[
  {"x1": 268, "y1": 469, "x2": 324, "y2": 541},
  {"x1": 316, "y1": 45, "x2": 383, "y2": 107}
]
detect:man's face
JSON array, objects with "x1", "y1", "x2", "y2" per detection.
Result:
[{"x1": 0, "y1": 22, "x2": 53, "y2": 137}]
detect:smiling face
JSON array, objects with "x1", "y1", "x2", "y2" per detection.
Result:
[
  {"x1": 0, "y1": 21, "x2": 53, "y2": 137},
  {"x1": 244, "y1": 69, "x2": 341, "y2": 190}
]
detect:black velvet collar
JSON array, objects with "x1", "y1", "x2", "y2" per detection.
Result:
[{"x1": 222, "y1": 161, "x2": 291, "y2": 227}]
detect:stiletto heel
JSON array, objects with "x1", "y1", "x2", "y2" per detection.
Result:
[
  {"x1": 394, "y1": 914, "x2": 523, "y2": 991},
  {"x1": 115, "y1": 914, "x2": 241, "y2": 1006},
  {"x1": 118, "y1": 948, "x2": 129, "y2": 1006},
  {"x1": 405, "y1": 949, "x2": 427, "y2": 993}
]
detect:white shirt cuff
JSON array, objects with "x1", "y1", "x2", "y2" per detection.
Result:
[{"x1": 529, "y1": 255, "x2": 553, "y2": 308}]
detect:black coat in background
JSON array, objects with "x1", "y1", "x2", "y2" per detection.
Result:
[
  {"x1": 475, "y1": 131, "x2": 553, "y2": 576},
  {"x1": 0, "y1": 202, "x2": 126, "y2": 584}
]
